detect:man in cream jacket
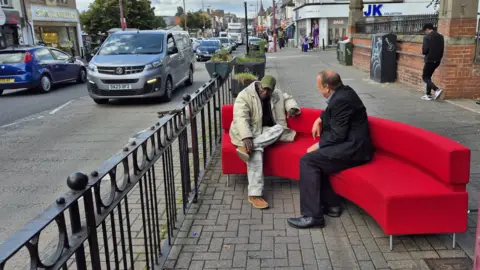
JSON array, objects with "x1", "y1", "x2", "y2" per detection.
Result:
[{"x1": 230, "y1": 75, "x2": 301, "y2": 209}]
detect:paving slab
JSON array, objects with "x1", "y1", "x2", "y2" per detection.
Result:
[{"x1": 164, "y1": 48, "x2": 479, "y2": 269}]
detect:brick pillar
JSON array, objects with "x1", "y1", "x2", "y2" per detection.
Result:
[
  {"x1": 436, "y1": 0, "x2": 479, "y2": 99},
  {"x1": 347, "y1": 0, "x2": 364, "y2": 37}
]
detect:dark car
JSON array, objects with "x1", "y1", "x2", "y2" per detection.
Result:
[
  {"x1": 248, "y1": 37, "x2": 262, "y2": 50},
  {"x1": 196, "y1": 40, "x2": 221, "y2": 61},
  {"x1": 0, "y1": 46, "x2": 86, "y2": 95}
]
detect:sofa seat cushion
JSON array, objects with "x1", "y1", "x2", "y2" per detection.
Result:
[
  {"x1": 331, "y1": 152, "x2": 468, "y2": 235},
  {"x1": 222, "y1": 132, "x2": 316, "y2": 179}
]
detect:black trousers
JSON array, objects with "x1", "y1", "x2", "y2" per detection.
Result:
[
  {"x1": 299, "y1": 150, "x2": 363, "y2": 219},
  {"x1": 422, "y1": 62, "x2": 440, "y2": 95}
]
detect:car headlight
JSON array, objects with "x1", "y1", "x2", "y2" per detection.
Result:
[
  {"x1": 144, "y1": 60, "x2": 162, "y2": 70},
  {"x1": 87, "y1": 63, "x2": 97, "y2": 72}
]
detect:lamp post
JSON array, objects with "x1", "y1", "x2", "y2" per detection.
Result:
[
  {"x1": 183, "y1": 0, "x2": 187, "y2": 30},
  {"x1": 119, "y1": 0, "x2": 126, "y2": 30},
  {"x1": 244, "y1": 2, "x2": 249, "y2": 55},
  {"x1": 272, "y1": 0, "x2": 276, "y2": 52}
]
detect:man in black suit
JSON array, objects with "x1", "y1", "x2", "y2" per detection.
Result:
[{"x1": 287, "y1": 70, "x2": 374, "y2": 229}]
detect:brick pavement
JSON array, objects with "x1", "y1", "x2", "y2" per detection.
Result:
[{"x1": 163, "y1": 49, "x2": 479, "y2": 269}]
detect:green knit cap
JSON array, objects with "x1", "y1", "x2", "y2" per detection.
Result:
[{"x1": 260, "y1": 75, "x2": 276, "y2": 90}]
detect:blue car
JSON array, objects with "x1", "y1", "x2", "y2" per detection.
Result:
[
  {"x1": 196, "y1": 40, "x2": 221, "y2": 62},
  {"x1": 0, "y1": 46, "x2": 86, "y2": 95}
]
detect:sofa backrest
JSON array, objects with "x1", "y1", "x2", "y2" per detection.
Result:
[
  {"x1": 368, "y1": 116, "x2": 470, "y2": 187},
  {"x1": 222, "y1": 105, "x2": 470, "y2": 187}
]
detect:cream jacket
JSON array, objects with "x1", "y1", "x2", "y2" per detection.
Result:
[{"x1": 229, "y1": 81, "x2": 301, "y2": 147}]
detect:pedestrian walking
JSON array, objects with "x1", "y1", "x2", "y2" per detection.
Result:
[{"x1": 421, "y1": 23, "x2": 444, "y2": 101}]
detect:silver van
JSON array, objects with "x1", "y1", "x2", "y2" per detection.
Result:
[{"x1": 87, "y1": 30, "x2": 195, "y2": 104}]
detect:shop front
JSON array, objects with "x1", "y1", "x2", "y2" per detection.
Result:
[
  {"x1": 0, "y1": 8, "x2": 22, "y2": 49},
  {"x1": 30, "y1": 5, "x2": 81, "y2": 56},
  {"x1": 327, "y1": 18, "x2": 348, "y2": 46}
]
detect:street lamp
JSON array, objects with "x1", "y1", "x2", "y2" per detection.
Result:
[{"x1": 244, "y1": 2, "x2": 249, "y2": 55}]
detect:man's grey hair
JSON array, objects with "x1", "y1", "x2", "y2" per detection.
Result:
[{"x1": 318, "y1": 70, "x2": 343, "y2": 90}]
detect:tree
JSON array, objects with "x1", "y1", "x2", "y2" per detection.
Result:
[
  {"x1": 80, "y1": 0, "x2": 165, "y2": 35},
  {"x1": 175, "y1": 6, "x2": 184, "y2": 17},
  {"x1": 180, "y1": 11, "x2": 212, "y2": 30}
]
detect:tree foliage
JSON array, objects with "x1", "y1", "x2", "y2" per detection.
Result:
[
  {"x1": 180, "y1": 11, "x2": 212, "y2": 30},
  {"x1": 80, "y1": 0, "x2": 166, "y2": 35},
  {"x1": 176, "y1": 6, "x2": 184, "y2": 17}
]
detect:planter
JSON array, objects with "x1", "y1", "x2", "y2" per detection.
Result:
[
  {"x1": 234, "y1": 60, "x2": 265, "y2": 80},
  {"x1": 231, "y1": 79, "x2": 255, "y2": 97},
  {"x1": 205, "y1": 57, "x2": 235, "y2": 79}
]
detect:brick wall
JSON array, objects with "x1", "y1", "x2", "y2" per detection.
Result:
[{"x1": 351, "y1": 30, "x2": 480, "y2": 99}]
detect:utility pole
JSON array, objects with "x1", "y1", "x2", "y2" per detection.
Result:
[
  {"x1": 119, "y1": 0, "x2": 126, "y2": 30},
  {"x1": 244, "y1": 2, "x2": 249, "y2": 55},
  {"x1": 202, "y1": 0, "x2": 205, "y2": 36},
  {"x1": 273, "y1": 0, "x2": 276, "y2": 52},
  {"x1": 183, "y1": 0, "x2": 187, "y2": 30}
]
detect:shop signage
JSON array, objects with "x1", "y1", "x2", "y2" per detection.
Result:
[
  {"x1": 4, "y1": 10, "x2": 20, "y2": 25},
  {"x1": 31, "y1": 5, "x2": 78, "y2": 22},
  {"x1": 332, "y1": 20, "x2": 345, "y2": 25},
  {"x1": 0, "y1": 7, "x2": 5, "y2": 26}
]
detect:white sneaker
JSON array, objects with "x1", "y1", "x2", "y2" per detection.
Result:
[
  {"x1": 434, "y1": 89, "x2": 443, "y2": 100},
  {"x1": 421, "y1": 95, "x2": 433, "y2": 101}
]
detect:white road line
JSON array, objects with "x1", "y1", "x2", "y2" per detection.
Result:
[
  {"x1": 50, "y1": 100, "x2": 75, "y2": 115},
  {"x1": 0, "y1": 116, "x2": 43, "y2": 129}
]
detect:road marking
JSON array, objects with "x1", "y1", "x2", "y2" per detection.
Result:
[
  {"x1": 50, "y1": 100, "x2": 75, "y2": 115},
  {"x1": 0, "y1": 116, "x2": 44, "y2": 129}
]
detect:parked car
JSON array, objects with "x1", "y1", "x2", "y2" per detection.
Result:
[
  {"x1": 248, "y1": 37, "x2": 262, "y2": 50},
  {"x1": 229, "y1": 39, "x2": 237, "y2": 50},
  {"x1": 217, "y1": 37, "x2": 232, "y2": 53},
  {"x1": 191, "y1": 38, "x2": 200, "y2": 52},
  {"x1": 196, "y1": 40, "x2": 221, "y2": 62},
  {"x1": 0, "y1": 45, "x2": 86, "y2": 95},
  {"x1": 87, "y1": 29, "x2": 195, "y2": 104}
]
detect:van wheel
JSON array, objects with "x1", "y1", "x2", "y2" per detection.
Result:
[
  {"x1": 161, "y1": 77, "x2": 173, "y2": 102},
  {"x1": 185, "y1": 67, "x2": 193, "y2": 86},
  {"x1": 0, "y1": 90, "x2": 3, "y2": 95},
  {"x1": 93, "y1": 98, "x2": 109, "y2": 104},
  {"x1": 37, "y1": 75, "x2": 52, "y2": 94}
]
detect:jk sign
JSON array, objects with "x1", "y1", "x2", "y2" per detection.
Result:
[{"x1": 364, "y1": 4, "x2": 384, "y2": 16}]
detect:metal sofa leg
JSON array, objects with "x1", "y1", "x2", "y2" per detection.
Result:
[
  {"x1": 389, "y1": 235, "x2": 393, "y2": 251},
  {"x1": 227, "y1": 175, "x2": 230, "y2": 186},
  {"x1": 452, "y1": 233, "x2": 456, "y2": 249}
]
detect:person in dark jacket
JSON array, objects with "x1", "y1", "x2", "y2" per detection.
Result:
[
  {"x1": 421, "y1": 23, "x2": 444, "y2": 101},
  {"x1": 287, "y1": 70, "x2": 374, "y2": 229}
]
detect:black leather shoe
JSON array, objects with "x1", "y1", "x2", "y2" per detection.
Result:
[
  {"x1": 324, "y1": 206, "x2": 342, "y2": 217},
  {"x1": 287, "y1": 216, "x2": 325, "y2": 229}
]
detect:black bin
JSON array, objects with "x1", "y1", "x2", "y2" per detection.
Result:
[{"x1": 370, "y1": 33, "x2": 397, "y2": 83}]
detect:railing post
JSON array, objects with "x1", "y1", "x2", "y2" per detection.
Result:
[{"x1": 183, "y1": 94, "x2": 200, "y2": 203}]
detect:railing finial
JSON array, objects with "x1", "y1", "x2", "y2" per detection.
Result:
[
  {"x1": 67, "y1": 172, "x2": 89, "y2": 191},
  {"x1": 183, "y1": 94, "x2": 192, "y2": 102}
]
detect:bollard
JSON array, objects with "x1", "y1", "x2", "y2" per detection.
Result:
[
  {"x1": 475, "y1": 201, "x2": 480, "y2": 269},
  {"x1": 322, "y1": 38, "x2": 325, "y2": 51}
]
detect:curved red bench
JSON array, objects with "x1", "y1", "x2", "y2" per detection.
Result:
[{"x1": 221, "y1": 104, "x2": 470, "y2": 249}]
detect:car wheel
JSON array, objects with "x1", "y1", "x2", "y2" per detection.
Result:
[
  {"x1": 37, "y1": 75, "x2": 52, "y2": 94},
  {"x1": 93, "y1": 98, "x2": 109, "y2": 104},
  {"x1": 77, "y1": 68, "x2": 87, "y2": 83},
  {"x1": 185, "y1": 66, "x2": 193, "y2": 86},
  {"x1": 161, "y1": 77, "x2": 173, "y2": 102}
]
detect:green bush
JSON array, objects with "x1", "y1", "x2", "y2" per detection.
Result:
[
  {"x1": 258, "y1": 40, "x2": 267, "y2": 54},
  {"x1": 236, "y1": 55, "x2": 264, "y2": 63},
  {"x1": 211, "y1": 49, "x2": 233, "y2": 62},
  {"x1": 233, "y1": 72, "x2": 258, "y2": 84}
]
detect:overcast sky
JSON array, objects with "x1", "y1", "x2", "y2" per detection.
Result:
[{"x1": 76, "y1": 0, "x2": 268, "y2": 17}]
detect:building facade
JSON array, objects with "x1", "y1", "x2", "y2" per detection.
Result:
[
  {"x1": 294, "y1": 0, "x2": 438, "y2": 46},
  {"x1": 0, "y1": 0, "x2": 27, "y2": 49},
  {"x1": 26, "y1": 0, "x2": 83, "y2": 56}
]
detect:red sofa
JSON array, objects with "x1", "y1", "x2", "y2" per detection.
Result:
[{"x1": 221, "y1": 104, "x2": 470, "y2": 248}]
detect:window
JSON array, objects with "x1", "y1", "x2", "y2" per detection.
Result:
[
  {"x1": 57, "y1": 0, "x2": 68, "y2": 4},
  {"x1": 98, "y1": 33, "x2": 164, "y2": 55},
  {"x1": 0, "y1": 0, "x2": 10, "y2": 7},
  {"x1": 51, "y1": 49, "x2": 70, "y2": 60},
  {"x1": 167, "y1": 36, "x2": 176, "y2": 50},
  {"x1": 173, "y1": 34, "x2": 184, "y2": 50},
  {"x1": 35, "y1": 48, "x2": 55, "y2": 61}
]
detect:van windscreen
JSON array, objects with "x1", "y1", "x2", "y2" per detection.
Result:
[{"x1": 98, "y1": 33, "x2": 164, "y2": 55}]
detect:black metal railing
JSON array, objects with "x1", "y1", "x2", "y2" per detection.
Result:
[
  {"x1": 356, "y1": 14, "x2": 439, "y2": 35},
  {"x1": 0, "y1": 74, "x2": 233, "y2": 269}
]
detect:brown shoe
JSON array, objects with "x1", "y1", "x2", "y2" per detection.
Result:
[
  {"x1": 248, "y1": 196, "x2": 269, "y2": 209},
  {"x1": 236, "y1": 147, "x2": 250, "y2": 162}
]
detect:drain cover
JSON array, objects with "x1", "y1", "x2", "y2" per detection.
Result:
[{"x1": 424, "y1": 257, "x2": 473, "y2": 270}]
